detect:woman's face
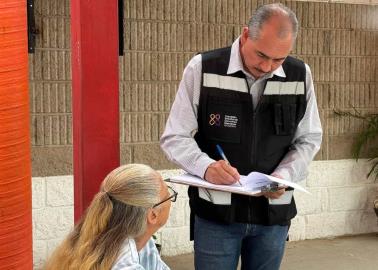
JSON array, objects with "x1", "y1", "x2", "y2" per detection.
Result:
[{"x1": 156, "y1": 175, "x2": 172, "y2": 227}]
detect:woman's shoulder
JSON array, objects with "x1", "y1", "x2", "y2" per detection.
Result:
[
  {"x1": 111, "y1": 238, "x2": 143, "y2": 270},
  {"x1": 139, "y1": 238, "x2": 171, "y2": 270},
  {"x1": 112, "y1": 237, "x2": 171, "y2": 270}
]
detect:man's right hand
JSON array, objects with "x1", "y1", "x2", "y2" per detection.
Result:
[{"x1": 204, "y1": 160, "x2": 240, "y2": 185}]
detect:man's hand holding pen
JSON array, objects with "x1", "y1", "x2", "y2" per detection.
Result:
[
  {"x1": 204, "y1": 143, "x2": 287, "y2": 199},
  {"x1": 204, "y1": 160, "x2": 240, "y2": 185},
  {"x1": 206, "y1": 144, "x2": 243, "y2": 186}
]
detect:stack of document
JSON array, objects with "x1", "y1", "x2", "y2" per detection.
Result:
[{"x1": 168, "y1": 171, "x2": 309, "y2": 196}]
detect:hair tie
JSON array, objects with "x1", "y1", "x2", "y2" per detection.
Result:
[{"x1": 100, "y1": 189, "x2": 111, "y2": 198}]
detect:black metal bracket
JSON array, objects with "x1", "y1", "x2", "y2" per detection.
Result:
[
  {"x1": 27, "y1": 0, "x2": 37, "y2": 53},
  {"x1": 118, "y1": 0, "x2": 124, "y2": 56}
]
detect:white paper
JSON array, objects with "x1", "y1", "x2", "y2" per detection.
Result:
[
  {"x1": 169, "y1": 171, "x2": 310, "y2": 196},
  {"x1": 241, "y1": 172, "x2": 310, "y2": 194},
  {"x1": 169, "y1": 173, "x2": 260, "y2": 195}
]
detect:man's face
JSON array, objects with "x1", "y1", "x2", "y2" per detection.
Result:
[{"x1": 239, "y1": 22, "x2": 293, "y2": 79}]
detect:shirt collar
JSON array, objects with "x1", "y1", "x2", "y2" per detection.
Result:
[{"x1": 227, "y1": 36, "x2": 286, "y2": 79}]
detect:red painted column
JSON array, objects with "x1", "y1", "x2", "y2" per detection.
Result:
[
  {"x1": 71, "y1": 0, "x2": 120, "y2": 221},
  {"x1": 0, "y1": 1, "x2": 32, "y2": 268}
]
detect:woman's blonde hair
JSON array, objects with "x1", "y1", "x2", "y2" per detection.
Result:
[{"x1": 44, "y1": 164, "x2": 161, "y2": 270}]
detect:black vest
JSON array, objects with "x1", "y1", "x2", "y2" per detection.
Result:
[{"x1": 189, "y1": 47, "x2": 307, "y2": 228}]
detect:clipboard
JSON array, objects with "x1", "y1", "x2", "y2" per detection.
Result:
[{"x1": 167, "y1": 172, "x2": 310, "y2": 196}]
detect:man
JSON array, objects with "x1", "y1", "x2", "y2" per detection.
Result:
[{"x1": 161, "y1": 3, "x2": 322, "y2": 270}]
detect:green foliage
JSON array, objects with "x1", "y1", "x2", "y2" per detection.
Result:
[{"x1": 334, "y1": 109, "x2": 378, "y2": 180}]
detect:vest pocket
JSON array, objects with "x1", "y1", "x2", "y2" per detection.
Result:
[
  {"x1": 274, "y1": 103, "x2": 297, "y2": 135},
  {"x1": 269, "y1": 190, "x2": 294, "y2": 205},
  {"x1": 204, "y1": 102, "x2": 242, "y2": 143},
  {"x1": 189, "y1": 187, "x2": 235, "y2": 223},
  {"x1": 268, "y1": 190, "x2": 297, "y2": 225},
  {"x1": 198, "y1": 188, "x2": 232, "y2": 205}
]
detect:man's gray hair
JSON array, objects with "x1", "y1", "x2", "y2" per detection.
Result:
[{"x1": 248, "y1": 3, "x2": 299, "y2": 41}]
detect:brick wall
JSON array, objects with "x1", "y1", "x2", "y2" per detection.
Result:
[
  {"x1": 29, "y1": 0, "x2": 72, "y2": 176},
  {"x1": 29, "y1": 0, "x2": 378, "y2": 176}
]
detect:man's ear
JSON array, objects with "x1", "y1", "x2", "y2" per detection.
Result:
[
  {"x1": 241, "y1": 26, "x2": 249, "y2": 44},
  {"x1": 147, "y1": 208, "x2": 159, "y2": 225}
]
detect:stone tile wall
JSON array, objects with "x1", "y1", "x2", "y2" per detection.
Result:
[{"x1": 29, "y1": 0, "x2": 378, "y2": 176}]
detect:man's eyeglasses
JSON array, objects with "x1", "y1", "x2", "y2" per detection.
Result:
[{"x1": 152, "y1": 185, "x2": 178, "y2": 208}]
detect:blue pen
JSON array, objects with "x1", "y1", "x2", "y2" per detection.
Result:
[{"x1": 216, "y1": 144, "x2": 242, "y2": 186}]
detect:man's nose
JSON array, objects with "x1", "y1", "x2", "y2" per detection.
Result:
[{"x1": 259, "y1": 59, "x2": 272, "y2": 73}]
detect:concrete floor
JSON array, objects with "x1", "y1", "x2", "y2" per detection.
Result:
[{"x1": 162, "y1": 234, "x2": 378, "y2": 270}]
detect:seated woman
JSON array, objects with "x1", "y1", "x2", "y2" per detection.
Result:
[{"x1": 44, "y1": 163, "x2": 177, "y2": 270}]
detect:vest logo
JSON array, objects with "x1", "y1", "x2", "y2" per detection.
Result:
[
  {"x1": 209, "y1": 113, "x2": 221, "y2": 126},
  {"x1": 224, "y1": 115, "x2": 238, "y2": 128}
]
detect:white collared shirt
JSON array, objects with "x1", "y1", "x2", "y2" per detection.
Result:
[{"x1": 160, "y1": 37, "x2": 322, "y2": 183}]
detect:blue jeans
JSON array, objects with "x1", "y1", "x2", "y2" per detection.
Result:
[{"x1": 194, "y1": 216, "x2": 288, "y2": 270}]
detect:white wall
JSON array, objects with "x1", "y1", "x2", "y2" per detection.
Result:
[{"x1": 32, "y1": 160, "x2": 378, "y2": 269}]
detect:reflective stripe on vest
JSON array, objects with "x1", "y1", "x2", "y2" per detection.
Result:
[
  {"x1": 203, "y1": 73, "x2": 248, "y2": 93},
  {"x1": 203, "y1": 73, "x2": 305, "y2": 95},
  {"x1": 265, "y1": 81, "x2": 305, "y2": 95}
]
